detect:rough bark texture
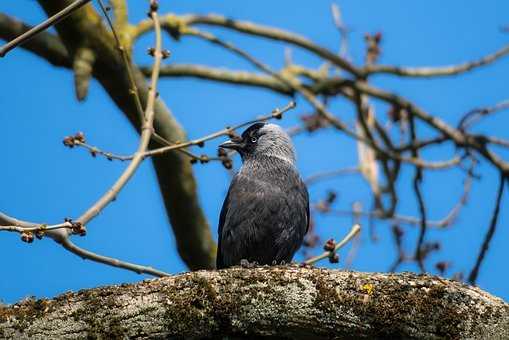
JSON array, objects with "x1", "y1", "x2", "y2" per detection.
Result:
[{"x1": 1, "y1": 267, "x2": 507, "y2": 339}]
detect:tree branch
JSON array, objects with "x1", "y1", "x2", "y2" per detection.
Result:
[
  {"x1": 0, "y1": 211, "x2": 169, "y2": 276},
  {"x1": 363, "y1": 44, "x2": 509, "y2": 77},
  {"x1": 0, "y1": 268, "x2": 507, "y2": 339},
  {"x1": 135, "y1": 13, "x2": 362, "y2": 77},
  {"x1": 0, "y1": 0, "x2": 92, "y2": 57},
  {"x1": 76, "y1": 0, "x2": 163, "y2": 226},
  {"x1": 142, "y1": 63, "x2": 294, "y2": 95},
  {"x1": 0, "y1": 13, "x2": 70, "y2": 67},
  {"x1": 35, "y1": 0, "x2": 216, "y2": 269},
  {"x1": 60, "y1": 237, "x2": 170, "y2": 277},
  {"x1": 468, "y1": 173, "x2": 506, "y2": 284}
]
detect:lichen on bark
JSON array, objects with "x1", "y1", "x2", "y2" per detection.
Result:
[{"x1": 1, "y1": 267, "x2": 507, "y2": 339}]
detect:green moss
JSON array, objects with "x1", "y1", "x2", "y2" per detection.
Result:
[{"x1": 68, "y1": 290, "x2": 129, "y2": 339}]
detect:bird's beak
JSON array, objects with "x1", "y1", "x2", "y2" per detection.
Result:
[{"x1": 219, "y1": 138, "x2": 244, "y2": 151}]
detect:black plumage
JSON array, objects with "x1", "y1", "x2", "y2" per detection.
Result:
[{"x1": 216, "y1": 122, "x2": 309, "y2": 269}]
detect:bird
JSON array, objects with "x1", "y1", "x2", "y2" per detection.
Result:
[{"x1": 216, "y1": 122, "x2": 309, "y2": 269}]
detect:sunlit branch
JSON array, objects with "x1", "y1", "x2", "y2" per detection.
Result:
[
  {"x1": 363, "y1": 44, "x2": 509, "y2": 77},
  {"x1": 61, "y1": 238, "x2": 170, "y2": 277},
  {"x1": 0, "y1": 0, "x2": 92, "y2": 57}
]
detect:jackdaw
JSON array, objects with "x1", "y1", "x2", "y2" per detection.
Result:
[{"x1": 216, "y1": 122, "x2": 309, "y2": 269}]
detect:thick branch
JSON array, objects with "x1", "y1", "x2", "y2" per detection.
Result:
[
  {"x1": 142, "y1": 63, "x2": 294, "y2": 95},
  {"x1": 0, "y1": 268, "x2": 507, "y2": 339}
]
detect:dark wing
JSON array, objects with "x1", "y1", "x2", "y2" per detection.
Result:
[
  {"x1": 301, "y1": 178, "x2": 310, "y2": 235},
  {"x1": 217, "y1": 171, "x2": 308, "y2": 268},
  {"x1": 216, "y1": 180, "x2": 235, "y2": 269}
]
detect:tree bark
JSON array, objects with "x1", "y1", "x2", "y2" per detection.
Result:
[{"x1": 1, "y1": 267, "x2": 507, "y2": 339}]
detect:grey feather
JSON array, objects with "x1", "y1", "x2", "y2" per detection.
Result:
[{"x1": 217, "y1": 123, "x2": 309, "y2": 269}]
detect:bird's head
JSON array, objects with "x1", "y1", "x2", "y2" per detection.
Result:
[{"x1": 220, "y1": 122, "x2": 295, "y2": 163}]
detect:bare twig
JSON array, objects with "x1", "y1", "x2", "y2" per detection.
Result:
[
  {"x1": 484, "y1": 136, "x2": 509, "y2": 148},
  {"x1": 143, "y1": 101, "x2": 296, "y2": 158},
  {"x1": 467, "y1": 173, "x2": 506, "y2": 284},
  {"x1": 0, "y1": 212, "x2": 68, "y2": 242},
  {"x1": 76, "y1": 2, "x2": 163, "y2": 226},
  {"x1": 458, "y1": 99, "x2": 509, "y2": 130},
  {"x1": 388, "y1": 225, "x2": 405, "y2": 272},
  {"x1": 0, "y1": 0, "x2": 92, "y2": 57},
  {"x1": 0, "y1": 13, "x2": 70, "y2": 67},
  {"x1": 304, "y1": 224, "x2": 361, "y2": 265},
  {"x1": 61, "y1": 238, "x2": 170, "y2": 277},
  {"x1": 0, "y1": 222, "x2": 72, "y2": 234},
  {"x1": 363, "y1": 44, "x2": 509, "y2": 77},
  {"x1": 336, "y1": 79, "x2": 509, "y2": 174},
  {"x1": 135, "y1": 13, "x2": 362, "y2": 76},
  {"x1": 408, "y1": 116, "x2": 428, "y2": 273},
  {"x1": 65, "y1": 102, "x2": 296, "y2": 168},
  {"x1": 0, "y1": 1, "x2": 172, "y2": 279},
  {"x1": 304, "y1": 167, "x2": 360, "y2": 185},
  {"x1": 97, "y1": 0, "x2": 145, "y2": 125},
  {"x1": 330, "y1": 3, "x2": 350, "y2": 60},
  {"x1": 73, "y1": 140, "x2": 132, "y2": 161},
  {"x1": 0, "y1": 211, "x2": 170, "y2": 276}
]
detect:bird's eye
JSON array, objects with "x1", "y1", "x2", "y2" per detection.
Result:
[{"x1": 251, "y1": 137, "x2": 257, "y2": 143}]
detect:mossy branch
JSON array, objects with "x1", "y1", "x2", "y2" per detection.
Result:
[{"x1": 0, "y1": 268, "x2": 507, "y2": 339}]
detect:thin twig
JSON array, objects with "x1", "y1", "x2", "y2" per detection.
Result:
[
  {"x1": 388, "y1": 225, "x2": 405, "y2": 272},
  {"x1": 77, "y1": 2, "x2": 163, "y2": 225},
  {"x1": 0, "y1": 211, "x2": 170, "y2": 277},
  {"x1": 484, "y1": 136, "x2": 509, "y2": 148},
  {"x1": 304, "y1": 167, "x2": 359, "y2": 185},
  {"x1": 0, "y1": 212, "x2": 68, "y2": 242},
  {"x1": 363, "y1": 44, "x2": 509, "y2": 77},
  {"x1": 409, "y1": 116, "x2": 427, "y2": 273},
  {"x1": 0, "y1": 222, "x2": 72, "y2": 234},
  {"x1": 312, "y1": 203, "x2": 461, "y2": 229},
  {"x1": 458, "y1": 99, "x2": 509, "y2": 130},
  {"x1": 97, "y1": 0, "x2": 145, "y2": 125},
  {"x1": 67, "y1": 102, "x2": 296, "y2": 165},
  {"x1": 61, "y1": 238, "x2": 170, "y2": 277},
  {"x1": 0, "y1": 0, "x2": 92, "y2": 57},
  {"x1": 330, "y1": 3, "x2": 350, "y2": 60},
  {"x1": 0, "y1": 1, "x2": 171, "y2": 279},
  {"x1": 144, "y1": 26, "x2": 483, "y2": 173},
  {"x1": 304, "y1": 224, "x2": 361, "y2": 265},
  {"x1": 135, "y1": 13, "x2": 362, "y2": 76},
  {"x1": 182, "y1": 27, "x2": 364, "y2": 143},
  {"x1": 467, "y1": 173, "x2": 505, "y2": 284},
  {"x1": 413, "y1": 173, "x2": 427, "y2": 272},
  {"x1": 74, "y1": 141, "x2": 132, "y2": 161},
  {"x1": 337, "y1": 79, "x2": 509, "y2": 174},
  {"x1": 0, "y1": 13, "x2": 71, "y2": 67},
  {"x1": 142, "y1": 101, "x2": 296, "y2": 158}
]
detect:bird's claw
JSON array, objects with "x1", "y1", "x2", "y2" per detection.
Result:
[{"x1": 240, "y1": 259, "x2": 258, "y2": 268}]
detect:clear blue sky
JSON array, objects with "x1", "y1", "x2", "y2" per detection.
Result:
[{"x1": 1, "y1": 0, "x2": 508, "y2": 303}]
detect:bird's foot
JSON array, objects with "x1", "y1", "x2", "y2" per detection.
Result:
[{"x1": 240, "y1": 259, "x2": 258, "y2": 268}]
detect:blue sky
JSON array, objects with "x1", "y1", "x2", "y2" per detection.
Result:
[{"x1": 1, "y1": 0, "x2": 508, "y2": 303}]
